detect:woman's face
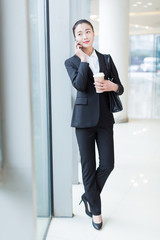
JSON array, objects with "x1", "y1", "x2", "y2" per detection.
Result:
[{"x1": 74, "y1": 23, "x2": 95, "y2": 48}]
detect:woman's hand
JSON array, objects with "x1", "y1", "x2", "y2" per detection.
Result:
[
  {"x1": 94, "y1": 79, "x2": 119, "y2": 93},
  {"x1": 74, "y1": 41, "x2": 86, "y2": 62}
]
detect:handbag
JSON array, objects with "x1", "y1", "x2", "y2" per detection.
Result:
[{"x1": 104, "y1": 54, "x2": 123, "y2": 113}]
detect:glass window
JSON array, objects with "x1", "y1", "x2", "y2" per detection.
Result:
[
  {"x1": 129, "y1": 35, "x2": 155, "y2": 73},
  {"x1": 29, "y1": 0, "x2": 52, "y2": 239},
  {"x1": 152, "y1": 35, "x2": 160, "y2": 117},
  {"x1": 128, "y1": 34, "x2": 160, "y2": 119},
  {"x1": 155, "y1": 35, "x2": 160, "y2": 74}
]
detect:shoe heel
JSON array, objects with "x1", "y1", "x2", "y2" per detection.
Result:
[
  {"x1": 79, "y1": 199, "x2": 82, "y2": 205},
  {"x1": 80, "y1": 194, "x2": 92, "y2": 218}
]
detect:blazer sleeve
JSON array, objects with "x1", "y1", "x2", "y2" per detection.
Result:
[
  {"x1": 64, "y1": 59, "x2": 90, "y2": 92},
  {"x1": 110, "y1": 55, "x2": 124, "y2": 96}
]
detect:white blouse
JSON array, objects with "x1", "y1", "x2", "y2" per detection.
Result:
[{"x1": 84, "y1": 49, "x2": 100, "y2": 74}]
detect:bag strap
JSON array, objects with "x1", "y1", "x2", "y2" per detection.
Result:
[{"x1": 104, "y1": 54, "x2": 112, "y2": 80}]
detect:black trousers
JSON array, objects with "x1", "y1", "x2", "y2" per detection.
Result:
[{"x1": 75, "y1": 124, "x2": 114, "y2": 215}]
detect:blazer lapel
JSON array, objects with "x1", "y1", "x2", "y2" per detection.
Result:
[{"x1": 95, "y1": 49, "x2": 109, "y2": 78}]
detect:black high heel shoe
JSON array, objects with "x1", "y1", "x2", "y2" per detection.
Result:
[
  {"x1": 79, "y1": 194, "x2": 92, "y2": 218},
  {"x1": 92, "y1": 219, "x2": 103, "y2": 230}
]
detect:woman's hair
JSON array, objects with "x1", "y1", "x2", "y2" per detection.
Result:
[{"x1": 72, "y1": 19, "x2": 94, "y2": 37}]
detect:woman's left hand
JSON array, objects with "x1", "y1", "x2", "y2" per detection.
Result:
[{"x1": 94, "y1": 79, "x2": 119, "y2": 93}]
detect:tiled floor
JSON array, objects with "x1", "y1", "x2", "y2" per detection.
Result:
[{"x1": 46, "y1": 120, "x2": 160, "y2": 240}]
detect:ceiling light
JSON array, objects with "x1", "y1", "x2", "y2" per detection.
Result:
[
  {"x1": 142, "y1": 128, "x2": 147, "y2": 132},
  {"x1": 137, "y1": 1, "x2": 142, "y2": 4},
  {"x1": 130, "y1": 11, "x2": 160, "y2": 16},
  {"x1": 139, "y1": 173, "x2": 144, "y2": 178},
  {"x1": 133, "y1": 182, "x2": 138, "y2": 187},
  {"x1": 144, "y1": 5, "x2": 148, "y2": 8},
  {"x1": 143, "y1": 179, "x2": 148, "y2": 183},
  {"x1": 130, "y1": 179, "x2": 135, "y2": 183},
  {"x1": 133, "y1": 4, "x2": 137, "y2": 7},
  {"x1": 90, "y1": 15, "x2": 98, "y2": 20},
  {"x1": 145, "y1": 26, "x2": 149, "y2": 29},
  {"x1": 135, "y1": 25, "x2": 139, "y2": 28},
  {"x1": 147, "y1": 3, "x2": 152, "y2": 5}
]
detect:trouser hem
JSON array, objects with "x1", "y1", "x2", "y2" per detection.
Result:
[{"x1": 92, "y1": 211, "x2": 101, "y2": 215}]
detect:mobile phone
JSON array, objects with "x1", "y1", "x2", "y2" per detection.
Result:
[{"x1": 75, "y1": 38, "x2": 82, "y2": 49}]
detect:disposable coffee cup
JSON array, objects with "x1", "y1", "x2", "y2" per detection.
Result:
[{"x1": 93, "y1": 72, "x2": 105, "y2": 93}]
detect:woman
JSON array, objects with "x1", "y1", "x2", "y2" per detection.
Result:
[{"x1": 64, "y1": 19, "x2": 124, "y2": 230}]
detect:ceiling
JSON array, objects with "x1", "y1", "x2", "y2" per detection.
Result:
[
  {"x1": 130, "y1": 0, "x2": 160, "y2": 34},
  {"x1": 90, "y1": 0, "x2": 160, "y2": 35}
]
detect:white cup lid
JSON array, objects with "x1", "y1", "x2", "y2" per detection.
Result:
[{"x1": 93, "y1": 72, "x2": 105, "y2": 77}]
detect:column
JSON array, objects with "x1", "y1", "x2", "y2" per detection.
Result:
[
  {"x1": 49, "y1": 0, "x2": 73, "y2": 217},
  {"x1": 99, "y1": 0, "x2": 129, "y2": 122}
]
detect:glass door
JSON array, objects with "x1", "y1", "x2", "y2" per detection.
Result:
[
  {"x1": 152, "y1": 35, "x2": 160, "y2": 118},
  {"x1": 128, "y1": 34, "x2": 160, "y2": 119},
  {"x1": 29, "y1": 0, "x2": 53, "y2": 239}
]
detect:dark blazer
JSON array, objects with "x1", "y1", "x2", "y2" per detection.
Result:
[{"x1": 64, "y1": 49, "x2": 124, "y2": 128}]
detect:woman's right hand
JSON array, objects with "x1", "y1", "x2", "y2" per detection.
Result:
[{"x1": 74, "y1": 41, "x2": 86, "y2": 62}]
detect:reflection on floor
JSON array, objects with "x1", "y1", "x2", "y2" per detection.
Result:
[
  {"x1": 46, "y1": 120, "x2": 160, "y2": 240},
  {"x1": 37, "y1": 217, "x2": 50, "y2": 240}
]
